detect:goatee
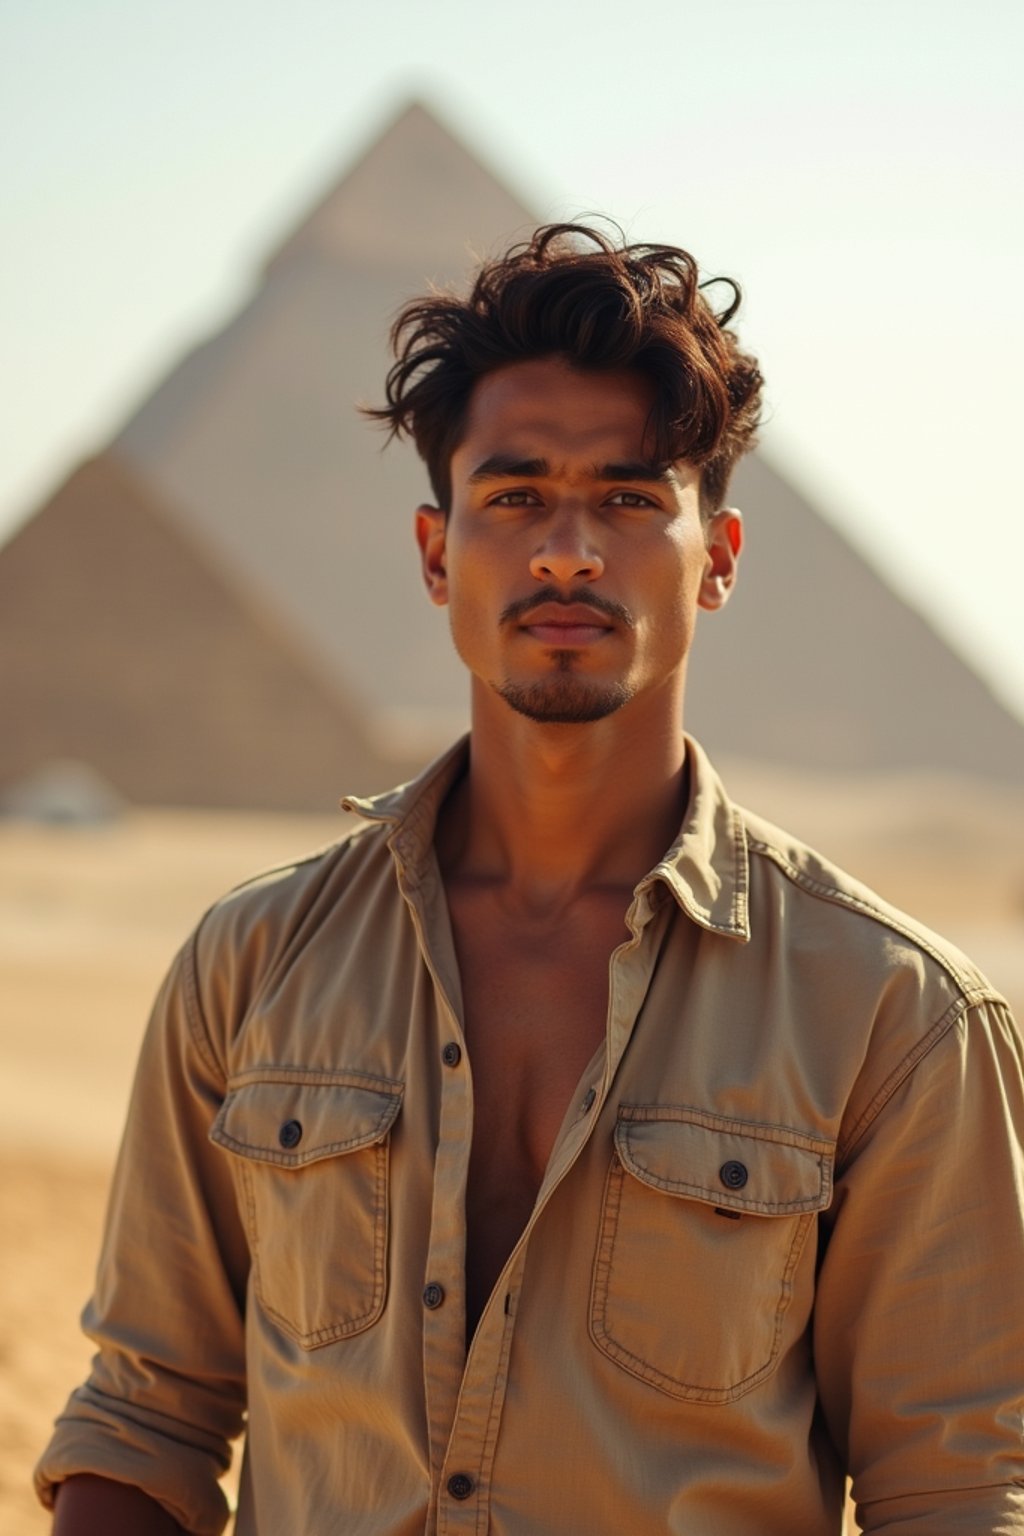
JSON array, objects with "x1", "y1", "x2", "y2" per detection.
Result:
[{"x1": 494, "y1": 669, "x2": 633, "y2": 724}]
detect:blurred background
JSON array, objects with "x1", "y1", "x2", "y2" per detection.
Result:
[{"x1": 2, "y1": 2, "x2": 1022, "y2": 1529}]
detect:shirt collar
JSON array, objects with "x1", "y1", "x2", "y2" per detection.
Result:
[
  {"x1": 342, "y1": 734, "x2": 750, "y2": 942},
  {"x1": 648, "y1": 735, "x2": 750, "y2": 942}
]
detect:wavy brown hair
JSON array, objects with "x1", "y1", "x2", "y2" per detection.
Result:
[{"x1": 366, "y1": 222, "x2": 763, "y2": 517}]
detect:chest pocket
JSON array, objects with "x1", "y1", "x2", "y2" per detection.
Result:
[
  {"x1": 590, "y1": 1106, "x2": 833, "y2": 1403},
  {"x1": 211, "y1": 1071, "x2": 403, "y2": 1349}
]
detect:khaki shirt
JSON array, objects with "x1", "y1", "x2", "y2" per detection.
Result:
[{"x1": 36, "y1": 738, "x2": 1024, "y2": 1534}]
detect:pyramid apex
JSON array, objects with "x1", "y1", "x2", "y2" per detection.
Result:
[{"x1": 265, "y1": 96, "x2": 538, "y2": 282}]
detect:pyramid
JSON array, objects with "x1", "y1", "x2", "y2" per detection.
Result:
[
  {"x1": 113, "y1": 101, "x2": 536, "y2": 761},
  {"x1": 686, "y1": 452, "x2": 1024, "y2": 779},
  {"x1": 3, "y1": 99, "x2": 1023, "y2": 809},
  {"x1": 0, "y1": 455, "x2": 393, "y2": 809}
]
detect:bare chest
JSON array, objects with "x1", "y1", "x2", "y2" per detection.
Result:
[{"x1": 445, "y1": 887, "x2": 631, "y2": 1334}]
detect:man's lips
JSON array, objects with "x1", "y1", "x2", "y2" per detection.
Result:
[{"x1": 517, "y1": 603, "x2": 616, "y2": 645}]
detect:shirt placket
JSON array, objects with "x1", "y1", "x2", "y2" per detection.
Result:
[
  {"x1": 428, "y1": 880, "x2": 669, "y2": 1536},
  {"x1": 393, "y1": 839, "x2": 476, "y2": 1508}
]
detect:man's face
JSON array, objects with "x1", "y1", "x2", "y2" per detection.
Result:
[{"x1": 416, "y1": 356, "x2": 740, "y2": 727}]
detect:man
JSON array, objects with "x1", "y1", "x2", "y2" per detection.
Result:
[{"x1": 38, "y1": 224, "x2": 1024, "y2": 1533}]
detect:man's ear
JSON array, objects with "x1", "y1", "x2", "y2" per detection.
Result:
[
  {"x1": 698, "y1": 509, "x2": 743, "y2": 613},
  {"x1": 415, "y1": 505, "x2": 448, "y2": 607}
]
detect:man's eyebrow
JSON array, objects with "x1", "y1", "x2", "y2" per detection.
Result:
[
  {"x1": 466, "y1": 455, "x2": 676, "y2": 485},
  {"x1": 467, "y1": 455, "x2": 549, "y2": 483},
  {"x1": 597, "y1": 461, "x2": 676, "y2": 484}
]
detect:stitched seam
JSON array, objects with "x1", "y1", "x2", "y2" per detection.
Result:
[
  {"x1": 589, "y1": 1155, "x2": 624, "y2": 1358},
  {"x1": 218, "y1": 837, "x2": 372, "y2": 1030},
  {"x1": 183, "y1": 841, "x2": 367, "y2": 1081},
  {"x1": 211, "y1": 1114, "x2": 396, "y2": 1165},
  {"x1": 249, "y1": 1140, "x2": 389, "y2": 1349},
  {"x1": 212, "y1": 1080, "x2": 402, "y2": 1163},
  {"x1": 744, "y1": 836, "x2": 1007, "y2": 1165},
  {"x1": 226, "y1": 1066, "x2": 403, "y2": 1094},
  {"x1": 617, "y1": 1103, "x2": 834, "y2": 1153},
  {"x1": 182, "y1": 928, "x2": 222, "y2": 1079},
  {"x1": 474, "y1": 1272, "x2": 520, "y2": 1536},
  {"x1": 746, "y1": 836, "x2": 1003, "y2": 1002},
  {"x1": 616, "y1": 1164, "x2": 825, "y2": 1215},
  {"x1": 837, "y1": 997, "x2": 970, "y2": 1162},
  {"x1": 370, "y1": 1133, "x2": 388, "y2": 1325},
  {"x1": 613, "y1": 1111, "x2": 833, "y2": 1215},
  {"x1": 730, "y1": 804, "x2": 751, "y2": 935},
  {"x1": 590, "y1": 1157, "x2": 809, "y2": 1402},
  {"x1": 239, "y1": 1158, "x2": 260, "y2": 1308}
]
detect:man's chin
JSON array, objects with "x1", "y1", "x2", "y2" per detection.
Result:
[{"x1": 494, "y1": 677, "x2": 633, "y2": 725}]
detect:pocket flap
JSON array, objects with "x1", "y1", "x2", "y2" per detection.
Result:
[
  {"x1": 210, "y1": 1071, "x2": 403, "y2": 1169},
  {"x1": 614, "y1": 1107, "x2": 832, "y2": 1215}
]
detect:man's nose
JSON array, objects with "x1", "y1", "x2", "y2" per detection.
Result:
[{"x1": 529, "y1": 510, "x2": 605, "y2": 584}]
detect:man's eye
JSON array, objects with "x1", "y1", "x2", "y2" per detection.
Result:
[
  {"x1": 490, "y1": 489, "x2": 541, "y2": 507},
  {"x1": 606, "y1": 490, "x2": 656, "y2": 508}
]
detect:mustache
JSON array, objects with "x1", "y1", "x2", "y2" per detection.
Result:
[{"x1": 500, "y1": 585, "x2": 635, "y2": 629}]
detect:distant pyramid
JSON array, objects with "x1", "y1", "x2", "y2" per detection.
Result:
[
  {"x1": 686, "y1": 452, "x2": 1024, "y2": 779},
  {"x1": 3, "y1": 99, "x2": 1023, "y2": 808},
  {"x1": 113, "y1": 100, "x2": 536, "y2": 761},
  {"x1": 0, "y1": 455, "x2": 387, "y2": 809}
]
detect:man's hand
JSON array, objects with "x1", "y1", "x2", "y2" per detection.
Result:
[{"x1": 52, "y1": 1474, "x2": 188, "y2": 1535}]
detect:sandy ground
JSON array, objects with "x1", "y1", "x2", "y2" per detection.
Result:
[
  {"x1": 0, "y1": 808, "x2": 344, "y2": 1532},
  {"x1": 2, "y1": 777, "x2": 1022, "y2": 1532}
]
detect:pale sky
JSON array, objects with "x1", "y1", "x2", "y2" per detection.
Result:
[{"x1": 3, "y1": 0, "x2": 1023, "y2": 721}]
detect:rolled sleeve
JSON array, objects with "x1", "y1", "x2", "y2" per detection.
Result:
[
  {"x1": 34, "y1": 929, "x2": 249, "y2": 1535},
  {"x1": 815, "y1": 995, "x2": 1024, "y2": 1533}
]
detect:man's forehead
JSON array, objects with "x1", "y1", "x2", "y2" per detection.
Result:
[
  {"x1": 452, "y1": 358, "x2": 688, "y2": 476},
  {"x1": 461, "y1": 357, "x2": 656, "y2": 435}
]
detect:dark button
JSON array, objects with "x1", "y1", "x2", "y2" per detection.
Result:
[
  {"x1": 441, "y1": 1042, "x2": 462, "y2": 1068},
  {"x1": 719, "y1": 1159, "x2": 748, "y2": 1190},
  {"x1": 422, "y1": 1282, "x2": 445, "y2": 1310},
  {"x1": 447, "y1": 1473, "x2": 474, "y2": 1501},
  {"x1": 278, "y1": 1119, "x2": 303, "y2": 1149},
  {"x1": 581, "y1": 1087, "x2": 597, "y2": 1113}
]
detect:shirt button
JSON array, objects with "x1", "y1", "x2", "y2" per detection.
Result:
[
  {"x1": 581, "y1": 1087, "x2": 596, "y2": 1113},
  {"x1": 719, "y1": 1159, "x2": 748, "y2": 1189},
  {"x1": 447, "y1": 1473, "x2": 474, "y2": 1500},
  {"x1": 278, "y1": 1119, "x2": 303, "y2": 1149},
  {"x1": 422, "y1": 1282, "x2": 445, "y2": 1309},
  {"x1": 441, "y1": 1042, "x2": 462, "y2": 1068}
]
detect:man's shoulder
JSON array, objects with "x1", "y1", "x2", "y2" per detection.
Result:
[
  {"x1": 174, "y1": 743, "x2": 466, "y2": 1040},
  {"x1": 193, "y1": 816, "x2": 392, "y2": 973},
  {"x1": 736, "y1": 801, "x2": 1000, "y2": 1006}
]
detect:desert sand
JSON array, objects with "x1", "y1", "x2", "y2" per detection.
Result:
[
  {"x1": 0, "y1": 807, "x2": 344, "y2": 1533},
  {"x1": 2, "y1": 772, "x2": 1022, "y2": 1532}
]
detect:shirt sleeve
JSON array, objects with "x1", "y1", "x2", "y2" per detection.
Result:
[
  {"x1": 33, "y1": 927, "x2": 249, "y2": 1536},
  {"x1": 814, "y1": 993, "x2": 1024, "y2": 1534}
]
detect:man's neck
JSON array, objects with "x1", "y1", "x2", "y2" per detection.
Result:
[{"x1": 435, "y1": 685, "x2": 689, "y2": 914}]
